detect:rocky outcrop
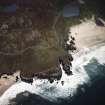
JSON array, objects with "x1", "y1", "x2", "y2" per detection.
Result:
[
  {"x1": 19, "y1": 35, "x2": 76, "y2": 84},
  {"x1": 61, "y1": 35, "x2": 76, "y2": 76},
  {"x1": 20, "y1": 65, "x2": 62, "y2": 84},
  {"x1": 20, "y1": 74, "x2": 33, "y2": 84},
  {"x1": 0, "y1": 0, "x2": 76, "y2": 84}
]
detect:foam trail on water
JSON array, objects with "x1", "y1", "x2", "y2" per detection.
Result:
[{"x1": 0, "y1": 45, "x2": 105, "y2": 105}]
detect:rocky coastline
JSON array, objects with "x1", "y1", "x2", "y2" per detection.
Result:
[
  {"x1": 0, "y1": 33, "x2": 76, "y2": 85},
  {"x1": 16, "y1": 34, "x2": 76, "y2": 84},
  {"x1": 0, "y1": 0, "x2": 77, "y2": 84}
]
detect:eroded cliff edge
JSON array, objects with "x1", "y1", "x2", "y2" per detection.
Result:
[{"x1": 0, "y1": 0, "x2": 78, "y2": 83}]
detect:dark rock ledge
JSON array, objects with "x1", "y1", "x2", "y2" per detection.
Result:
[
  {"x1": 19, "y1": 35, "x2": 76, "y2": 84},
  {"x1": 0, "y1": 34, "x2": 76, "y2": 85},
  {"x1": 0, "y1": 1, "x2": 77, "y2": 85}
]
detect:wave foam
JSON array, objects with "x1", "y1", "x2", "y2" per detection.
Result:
[{"x1": 0, "y1": 45, "x2": 105, "y2": 105}]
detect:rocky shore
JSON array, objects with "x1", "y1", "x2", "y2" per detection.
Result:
[
  {"x1": 0, "y1": 0, "x2": 78, "y2": 82},
  {"x1": 0, "y1": 32, "x2": 76, "y2": 87},
  {"x1": 18, "y1": 34, "x2": 76, "y2": 84},
  {"x1": 1, "y1": 16, "x2": 105, "y2": 95}
]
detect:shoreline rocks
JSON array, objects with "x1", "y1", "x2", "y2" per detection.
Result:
[
  {"x1": 19, "y1": 34, "x2": 76, "y2": 83},
  {"x1": 0, "y1": 34, "x2": 76, "y2": 84},
  {"x1": 0, "y1": 0, "x2": 77, "y2": 84}
]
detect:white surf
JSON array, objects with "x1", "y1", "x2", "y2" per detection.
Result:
[
  {"x1": 0, "y1": 18, "x2": 105, "y2": 105},
  {"x1": 0, "y1": 44, "x2": 105, "y2": 105}
]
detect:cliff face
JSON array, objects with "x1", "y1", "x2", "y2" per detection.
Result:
[{"x1": 0, "y1": 0, "x2": 73, "y2": 79}]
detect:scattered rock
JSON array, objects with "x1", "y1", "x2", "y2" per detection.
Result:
[
  {"x1": 16, "y1": 76, "x2": 19, "y2": 82},
  {"x1": 59, "y1": 57, "x2": 63, "y2": 64},
  {"x1": 71, "y1": 36, "x2": 75, "y2": 41},
  {"x1": 64, "y1": 35, "x2": 76, "y2": 52},
  {"x1": 2, "y1": 76, "x2": 8, "y2": 79},
  {"x1": 20, "y1": 74, "x2": 33, "y2": 85},
  {"x1": 70, "y1": 40, "x2": 75, "y2": 45},
  {"x1": 78, "y1": 0, "x2": 85, "y2": 4},
  {"x1": 61, "y1": 81, "x2": 64, "y2": 86},
  {"x1": 95, "y1": 17, "x2": 105, "y2": 27},
  {"x1": 68, "y1": 54, "x2": 73, "y2": 62},
  {"x1": 49, "y1": 78, "x2": 54, "y2": 83},
  {"x1": 67, "y1": 44, "x2": 76, "y2": 51}
]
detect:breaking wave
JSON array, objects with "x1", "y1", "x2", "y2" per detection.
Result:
[{"x1": 0, "y1": 44, "x2": 105, "y2": 105}]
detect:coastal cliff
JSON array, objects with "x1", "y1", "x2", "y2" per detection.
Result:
[{"x1": 0, "y1": 0, "x2": 77, "y2": 82}]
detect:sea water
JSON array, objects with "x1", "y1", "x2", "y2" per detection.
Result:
[{"x1": 0, "y1": 45, "x2": 105, "y2": 105}]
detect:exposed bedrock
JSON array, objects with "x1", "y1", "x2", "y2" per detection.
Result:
[
  {"x1": 0, "y1": 0, "x2": 77, "y2": 84},
  {"x1": 19, "y1": 35, "x2": 76, "y2": 84}
]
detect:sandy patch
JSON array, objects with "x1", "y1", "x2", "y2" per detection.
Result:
[
  {"x1": 69, "y1": 17, "x2": 105, "y2": 50},
  {"x1": 0, "y1": 71, "x2": 20, "y2": 96}
]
